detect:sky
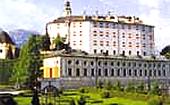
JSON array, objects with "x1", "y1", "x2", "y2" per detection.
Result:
[{"x1": 0, "y1": 0, "x2": 170, "y2": 51}]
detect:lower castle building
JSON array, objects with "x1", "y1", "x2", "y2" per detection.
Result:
[{"x1": 41, "y1": 51, "x2": 170, "y2": 89}]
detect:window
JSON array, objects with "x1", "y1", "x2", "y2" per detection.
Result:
[
  {"x1": 133, "y1": 62, "x2": 136, "y2": 67},
  {"x1": 144, "y1": 70, "x2": 147, "y2": 76},
  {"x1": 93, "y1": 22, "x2": 97, "y2": 27},
  {"x1": 139, "y1": 69, "x2": 142, "y2": 76},
  {"x1": 136, "y1": 43, "x2": 139, "y2": 48},
  {"x1": 113, "y1": 41, "x2": 116, "y2": 46},
  {"x1": 149, "y1": 27, "x2": 152, "y2": 32},
  {"x1": 163, "y1": 70, "x2": 166, "y2": 76},
  {"x1": 84, "y1": 69, "x2": 87, "y2": 76},
  {"x1": 68, "y1": 60, "x2": 72, "y2": 65},
  {"x1": 100, "y1": 50, "x2": 103, "y2": 54},
  {"x1": 93, "y1": 40, "x2": 97, "y2": 46},
  {"x1": 113, "y1": 32, "x2": 116, "y2": 38},
  {"x1": 91, "y1": 69, "x2": 94, "y2": 76},
  {"x1": 123, "y1": 69, "x2": 126, "y2": 77},
  {"x1": 111, "y1": 62, "x2": 114, "y2": 66},
  {"x1": 143, "y1": 43, "x2": 146, "y2": 48},
  {"x1": 111, "y1": 69, "x2": 114, "y2": 76},
  {"x1": 76, "y1": 68, "x2": 80, "y2": 76},
  {"x1": 117, "y1": 62, "x2": 120, "y2": 66},
  {"x1": 143, "y1": 52, "x2": 146, "y2": 56},
  {"x1": 104, "y1": 69, "x2": 108, "y2": 76},
  {"x1": 76, "y1": 60, "x2": 79, "y2": 65},
  {"x1": 94, "y1": 49, "x2": 97, "y2": 54},
  {"x1": 106, "y1": 23, "x2": 109, "y2": 28},
  {"x1": 122, "y1": 62, "x2": 126, "y2": 66},
  {"x1": 128, "y1": 62, "x2": 131, "y2": 67},
  {"x1": 134, "y1": 70, "x2": 137, "y2": 76},
  {"x1": 98, "y1": 69, "x2": 101, "y2": 76},
  {"x1": 106, "y1": 41, "x2": 109, "y2": 46},
  {"x1": 106, "y1": 32, "x2": 109, "y2": 37},
  {"x1": 122, "y1": 51, "x2": 125, "y2": 56},
  {"x1": 153, "y1": 70, "x2": 156, "y2": 76},
  {"x1": 100, "y1": 41, "x2": 104, "y2": 46},
  {"x1": 91, "y1": 61, "x2": 94, "y2": 66},
  {"x1": 98, "y1": 61, "x2": 101, "y2": 66},
  {"x1": 158, "y1": 70, "x2": 161, "y2": 76},
  {"x1": 128, "y1": 69, "x2": 132, "y2": 76},
  {"x1": 99, "y1": 22, "x2": 103, "y2": 28},
  {"x1": 84, "y1": 61, "x2": 87, "y2": 66},
  {"x1": 149, "y1": 70, "x2": 152, "y2": 76},
  {"x1": 137, "y1": 51, "x2": 140, "y2": 56},
  {"x1": 104, "y1": 61, "x2": 107, "y2": 66},
  {"x1": 129, "y1": 51, "x2": 131, "y2": 55},
  {"x1": 142, "y1": 34, "x2": 145, "y2": 40},
  {"x1": 128, "y1": 33, "x2": 132, "y2": 38},
  {"x1": 117, "y1": 69, "x2": 120, "y2": 76},
  {"x1": 113, "y1": 50, "x2": 116, "y2": 55},
  {"x1": 68, "y1": 68, "x2": 72, "y2": 76},
  {"x1": 138, "y1": 63, "x2": 142, "y2": 67}
]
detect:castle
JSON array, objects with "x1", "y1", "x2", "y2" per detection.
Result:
[{"x1": 41, "y1": 0, "x2": 170, "y2": 89}]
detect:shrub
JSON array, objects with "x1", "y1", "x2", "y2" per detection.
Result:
[
  {"x1": 97, "y1": 80, "x2": 103, "y2": 89},
  {"x1": 101, "y1": 90, "x2": 111, "y2": 98},
  {"x1": 147, "y1": 97, "x2": 163, "y2": 105},
  {"x1": 69, "y1": 98, "x2": 76, "y2": 105},
  {"x1": 104, "y1": 80, "x2": 113, "y2": 90},
  {"x1": 78, "y1": 95, "x2": 86, "y2": 105},
  {"x1": 125, "y1": 82, "x2": 135, "y2": 92},
  {"x1": 79, "y1": 88, "x2": 86, "y2": 93}
]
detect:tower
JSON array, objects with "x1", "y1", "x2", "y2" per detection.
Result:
[{"x1": 63, "y1": 0, "x2": 72, "y2": 17}]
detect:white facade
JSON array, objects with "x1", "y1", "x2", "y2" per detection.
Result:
[
  {"x1": 41, "y1": 54, "x2": 170, "y2": 89},
  {"x1": 47, "y1": 16, "x2": 154, "y2": 57},
  {"x1": 46, "y1": 0, "x2": 155, "y2": 57},
  {"x1": 0, "y1": 43, "x2": 15, "y2": 59}
]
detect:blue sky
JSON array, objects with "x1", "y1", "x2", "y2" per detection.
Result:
[{"x1": 0, "y1": 0, "x2": 170, "y2": 51}]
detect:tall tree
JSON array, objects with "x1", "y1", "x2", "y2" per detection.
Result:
[
  {"x1": 160, "y1": 45, "x2": 170, "y2": 59},
  {"x1": 11, "y1": 35, "x2": 43, "y2": 89}
]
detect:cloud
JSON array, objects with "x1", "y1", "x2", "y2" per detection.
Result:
[
  {"x1": 0, "y1": 0, "x2": 58, "y2": 33},
  {"x1": 138, "y1": 0, "x2": 160, "y2": 8}
]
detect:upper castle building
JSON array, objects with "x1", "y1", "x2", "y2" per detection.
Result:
[{"x1": 46, "y1": 0, "x2": 155, "y2": 57}]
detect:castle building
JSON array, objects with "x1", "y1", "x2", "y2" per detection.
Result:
[
  {"x1": 0, "y1": 31, "x2": 16, "y2": 59},
  {"x1": 46, "y1": 0, "x2": 155, "y2": 57},
  {"x1": 41, "y1": 1, "x2": 169, "y2": 89},
  {"x1": 41, "y1": 52, "x2": 170, "y2": 89}
]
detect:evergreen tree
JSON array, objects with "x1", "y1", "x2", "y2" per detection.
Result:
[{"x1": 11, "y1": 34, "x2": 43, "y2": 89}]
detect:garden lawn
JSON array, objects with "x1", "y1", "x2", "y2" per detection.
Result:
[
  {"x1": 14, "y1": 96, "x2": 32, "y2": 105},
  {"x1": 14, "y1": 89, "x2": 147, "y2": 105}
]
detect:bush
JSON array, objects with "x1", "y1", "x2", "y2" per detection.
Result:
[
  {"x1": 79, "y1": 88, "x2": 86, "y2": 93},
  {"x1": 104, "y1": 80, "x2": 113, "y2": 90},
  {"x1": 97, "y1": 80, "x2": 103, "y2": 89},
  {"x1": 147, "y1": 97, "x2": 163, "y2": 105},
  {"x1": 69, "y1": 98, "x2": 76, "y2": 105},
  {"x1": 101, "y1": 90, "x2": 111, "y2": 98},
  {"x1": 78, "y1": 95, "x2": 86, "y2": 105}
]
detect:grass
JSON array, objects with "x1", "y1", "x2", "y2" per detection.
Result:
[
  {"x1": 14, "y1": 89, "x2": 147, "y2": 105},
  {"x1": 14, "y1": 96, "x2": 32, "y2": 105}
]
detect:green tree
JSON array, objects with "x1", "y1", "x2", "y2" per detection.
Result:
[
  {"x1": 136, "y1": 82, "x2": 145, "y2": 93},
  {"x1": 54, "y1": 34, "x2": 64, "y2": 50},
  {"x1": 125, "y1": 82, "x2": 135, "y2": 92},
  {"x1": 149, "y1": 81, "x2": 160, "y2": 95},
  {"x1": 113, "y1": 81, "x2": 122, "y2": 91},
  {"x1": 160, "y1": 45, "x2": 170, "y2": 59},
  {"x1": 11, "y1": 35, "x2": 43, "y2": 89}
]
